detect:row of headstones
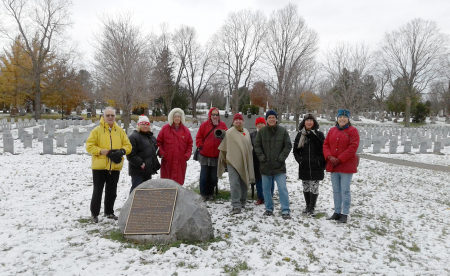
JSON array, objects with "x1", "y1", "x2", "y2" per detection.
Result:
[
  {"x1": 357, "y1": 139, "x2": 444, "y2": 154},
  {"x1": 2, "y1": 127, "x2": 94, "y2": 154}
]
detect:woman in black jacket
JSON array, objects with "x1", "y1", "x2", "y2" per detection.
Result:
[
  {"x1": 127, "y1": 115, "x2": 159, "y2": 193},
  {"x1": 293, "y1": 114, "x2": 325, "y2": 216}
]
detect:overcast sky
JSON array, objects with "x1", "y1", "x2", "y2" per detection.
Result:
[{"x1": 4, "y1": 0, "x2": 450, "y2": 69}]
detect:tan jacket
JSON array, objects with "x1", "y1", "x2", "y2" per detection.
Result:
[{"x1": 217, "y1": 126, "x2": 255, "y2": 185}]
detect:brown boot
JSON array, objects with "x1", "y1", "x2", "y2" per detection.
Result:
[{"x1": 254, "y1": 199, "x2": 264, "y2": 205}]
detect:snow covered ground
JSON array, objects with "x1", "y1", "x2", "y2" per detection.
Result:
[{"x1": 1, "y1": 120, "x2": 450, "y2": 275}]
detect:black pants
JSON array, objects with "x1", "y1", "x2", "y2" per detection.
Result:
[
  {"x1": 199, "y1": 165, "x2": 218, "y2": 196},
  {"x1": 90, "y1": 170, "x2": 120, "y2": 216}
]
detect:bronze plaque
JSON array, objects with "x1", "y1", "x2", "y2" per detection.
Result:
[{"x1": 124, "y1": 188, "x2": 178, "y2": 235}]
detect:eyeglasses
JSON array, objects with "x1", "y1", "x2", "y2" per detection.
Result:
[
  {"x1": 139, "y1": 122, "x2": 150, "y2": 126},
  {"x1": 211, "y1": 114, "x2": 219, "y2": 117},
  {"x1": 105, "y1": 114, "x2": 115, "y2": 118}
]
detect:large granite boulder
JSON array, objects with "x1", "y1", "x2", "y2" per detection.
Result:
[{"x1": 118, "y1": 179, "x2": 214, "y2": 244}]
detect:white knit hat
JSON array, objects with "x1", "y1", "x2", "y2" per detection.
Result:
[{"x1": 138, "y1": 115, "x2": 150, "y2": 125}]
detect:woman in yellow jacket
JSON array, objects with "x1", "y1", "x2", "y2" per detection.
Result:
[{"x1": 86, "y1": 107, "x2": 132, "y2": 223}]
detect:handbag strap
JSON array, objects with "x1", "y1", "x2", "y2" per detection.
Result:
[{"x1": 202, "y1": 125, "x2": 217, "y2": 144}]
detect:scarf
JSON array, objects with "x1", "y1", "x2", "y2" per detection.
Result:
[
  {"x1": 298, "y1": 128, "x2": 317, "y2": 148},
  {"x1": 336, "y1": 123, "x2": 350, "y2": 130},
  {"x1": 211, "y1": 117, "x2": 219, "y2": 126}
]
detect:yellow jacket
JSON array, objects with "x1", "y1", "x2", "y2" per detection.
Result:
[{"x1": 86, "y1": 117, "x2": 132, "y2": 170}]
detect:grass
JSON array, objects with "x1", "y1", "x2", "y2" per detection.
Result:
[
  {"x1": 398, "y1": 121, "x2": 427, "y2": 127},
  {"x1": 223, "y1": 260, "x2": 249, "y2": 276},
  {"x1": 99, "y1": 229, "x2": 225, "y2": 252}
]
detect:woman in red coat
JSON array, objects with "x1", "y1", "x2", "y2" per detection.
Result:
[
  {"x1": 323, "y1": 109, "x2": 359, "y2": 223},
  {"x1": 157, "y1": 108, "x2": 193, "y2": 185},
  {"x1": 195, "y1": 107, "x2": 228, "y2": 201}
]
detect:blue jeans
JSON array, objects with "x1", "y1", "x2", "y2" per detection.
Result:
[
  {"x1": 200, "y1": 165, "x2": 218, "y2": 196},
  {"x1": 255, "y1": 177, "x2": 274, "y2": 200},
  {"x1": 262, "y1": 174, "x2": 290, "y2": 214},
  {"x1": 330, "y1": 172, "x2": 353, "y2": 215},
  {"x1": 130, "y1": 175, "x2": 152, "y2": 194}
]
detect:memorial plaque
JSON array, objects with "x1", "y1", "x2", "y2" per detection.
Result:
[{"x1": 124, "y1": 188, "x2": 178, "y2": 235}]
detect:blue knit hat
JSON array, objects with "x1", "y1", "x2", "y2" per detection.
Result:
[
  {"x1": 266, "y1": 110, "x2": 278, "y2": 120},
  {"x1": 337, "y1": 109, "x2": 350, "y2": 118}
]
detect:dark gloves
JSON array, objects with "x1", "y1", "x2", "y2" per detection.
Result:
[
  {"x1": 108, "y1": 149, "x2": 126, "y2": 164},
  {"x1": 328, "y1": 156, "x2": 340, "y2": 166}
]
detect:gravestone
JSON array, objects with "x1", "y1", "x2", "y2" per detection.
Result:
[
  {"x1": 372, "y1": 140, "x2": 381, "y2": 154},
  {"x1": 56, "y1": 135, "x2": 65, "y2": 147},
  {"x1": 37, "y1": 130, "x2": 45, "y2": 142},
  {"x1": 73, "y1": 128, "x2": 79, "y2": 138},
  {"x1": 389, "y1": 140, "x2": 397, "y2": 154},
  {"x1": 412, "y1": 137, "x2": 419, "y2": 149},
  {"x1": 77, "y1": 133, "x2": 84, "y2": 146},
  {"x1": 404, "y1": 141, "x2": 412, "y2": 153},
  {"x1": 67, "y1": 138, "x2": 77, "y2": 154},
  {"x1": 48, "y1": 128, "x2": 55, "y2": 139},
  {"x1": 33, "y1": 128, "x2": 39, "y2": 139},
  {"x1": 419, "y1": 141, "x2": 428, "y2": 153},
  {"x1": 364, "y1": 137, "x2": 371, "y2": 148},
  {"x1": 433, "y1": 141, "x2": 441, "y2": 154},
  {"x1": 43, "y1": 138, "x2": 53, "y2": 154},
  {"x1": 357, "y1": 140, "x2": 364, "y2": 154},
  {"x1": 3, "y1": 137, "x2": 14, "y2": 154},
  {"x1": 24, "y1": 134, "x2": 32, "y2": 148},
  {"x1": 118, "y1": 179, "x2": 214, "y2": 244}
]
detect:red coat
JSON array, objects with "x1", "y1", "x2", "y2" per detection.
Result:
[
  {"x1": 157, "y1": 123, "x2": 193, "y2": 185},
  {"x1": 196, "y1": 108, "x2": 228, "y2": 158},
  {"x1": 323, "y1": 125, "x2": 360, "y2": 173}
]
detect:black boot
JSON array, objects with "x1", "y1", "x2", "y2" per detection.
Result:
[
  {"x1": 302, "y1": 192, "x2": 311, "y2": 214},
  {"x1": 338, "y1": 214, "x2": 348, "y2": 223},
  {"x1": 327, "y1": 212, "x2": 341, "y2": 220},
  {"x1": 308, "y1": 193, "x2": 318, "y2": 217}
]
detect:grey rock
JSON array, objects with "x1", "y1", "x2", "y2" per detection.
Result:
[{"x1": 118, "y1": 179, "x2": 214, "y2": 244}]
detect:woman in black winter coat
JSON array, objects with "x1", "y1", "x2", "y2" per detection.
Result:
[
  {"x1": 127, "y1": 115, "x2": 159, "y2": 193},
  {"x1": 293, "y1": 114, "x2": 325, "y2": 216}
]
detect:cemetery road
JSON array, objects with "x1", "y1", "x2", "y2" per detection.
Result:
[{"x1": 360, "y1": 154, "x2": 450, "y2": 173}]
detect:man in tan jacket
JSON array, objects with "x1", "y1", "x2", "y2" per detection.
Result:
[{"x1": 218, "y1": 113, "x2": 254, "y2": 214}]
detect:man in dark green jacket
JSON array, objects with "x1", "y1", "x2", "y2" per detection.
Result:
[{"x1": 254, "y1": 110, "x2": 292, "y2": 219}]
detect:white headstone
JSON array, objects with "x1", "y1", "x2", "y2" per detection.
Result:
[
  {"x1": 43, "y1": 138, "x2": 53, "y2": 154},
  {"x1": 3, "y1": 137, "x2": 14, "y2": 154},
  {"x1": 67, "y1": 138, "x2": 77, "y2": 154}
]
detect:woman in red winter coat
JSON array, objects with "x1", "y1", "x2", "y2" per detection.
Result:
[
  {"x1": 323, "y1": 109, "x2": 359, "y2": 223},
  {"x1": 157, "y1": 108, "x2": 193, "y2": 185},
  {"x1": 195, "y1": 107, "x2": 228, "y2": 201}
]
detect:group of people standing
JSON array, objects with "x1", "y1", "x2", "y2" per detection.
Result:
[{"x1": 86, "y1": 106, "x2": 359, "y2": 224}]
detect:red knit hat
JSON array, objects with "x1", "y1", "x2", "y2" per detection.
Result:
[
  {"x1": 255, "y1": 117, "x2": 266, "y2": 126},
  {"x1": 233, "y1": 113, "x2": 244, "y2": 122}
]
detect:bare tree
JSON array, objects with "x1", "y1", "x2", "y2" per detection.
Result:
[
  {"x1": 378, "y1": 18, "x2": 448, "y2": 126},
  {"x1": 288, "y1": 61, "x2": 319, "y2": 129},
  {"x1": 178, "y1": 28, "x2": 217, "y2": 118},
  {"x1": 211, "y1": 9, "x2": 267, "y2": 113},
  {"x1": 372, "y1": 68, "x2": 390, "y2": 121},
  {"x1": 263, "y1": 3, "x2": 319, "y2": 113},
  {"x1": 93, "y1": 14, "x2": 151, "y2": 132},
  {"x1": 1, "y1": 0, "x2": 72, "y2": 119},
  {"x1": 322, "y1": 42, "x2": 374, "y2": 113}
]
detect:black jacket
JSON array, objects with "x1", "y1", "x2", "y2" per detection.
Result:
[
  {"x1": 250, "y1": 130, "x2": 262, "y2": 181},
  {"x1": 293, "y1": 130, "x2": 325, "y2": 180},
  {"x1": 127, "y1": 130, "x2": 158, "y2": 176},
  {"x1": 254, "y1": 124, "x2": 292, "y2": 176}
]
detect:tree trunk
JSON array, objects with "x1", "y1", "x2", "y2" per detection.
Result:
[
  {"x1": 34, "y1": 75, "x2": 41, "y2": 120},
  {"x1": 192, "y1": 97, "x2": 198, "y2": 118},
  {"x1": 405, "y1": 97, "x2": 411, "y2": 127},
  {"x1": 123, "y1": 108, "x2": 130, "y2": 134},
  {"x1": 294, "y1": 113, "x2": 300, "y2": 131}
]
